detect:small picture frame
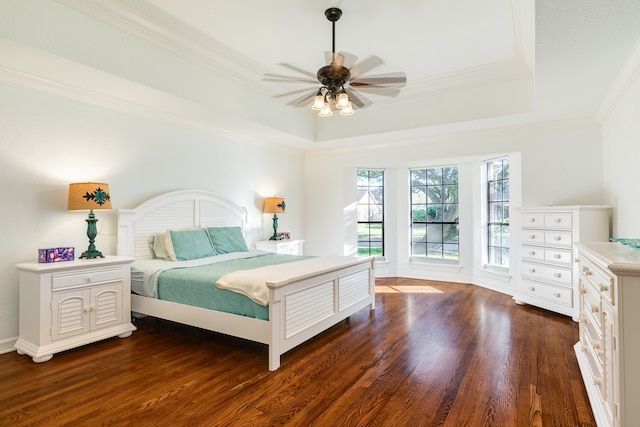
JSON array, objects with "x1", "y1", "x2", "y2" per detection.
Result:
[{"x1": 277, "y1": 231, "x2": 291, "y2": 240}]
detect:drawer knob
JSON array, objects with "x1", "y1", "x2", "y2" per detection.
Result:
[
  {"x1": 529, "y1": 251, "x2": 536, "y2": 256},
  {"x1": 553, "y1": 218, "x2": 562, "y2": 223},
  {"x1": 553, "y1": 293, "x2": 561, "y2": 298},
  {"x1": 529, "y1": 218, "x2": 536, "y2": 223},
  {"x1": 529, "y1": 268, "x2": 536, "y2": 273},
  {"x1": 554, "y1": 236, "x2": 562, "y2": 241},
  {"x1": 83, "y1": 306, "x2": 91, "y2": 313},
  {"x1": 554, "y1": 254, "x2": 562, "y2": 259},
  {"x1": 600, "y1": 284, "x2": 609, "y2": 292},
  {"x1": 594, "y1": 377, "x2": 602, "y2": 386},
  {"x1": 591, "y1": 304, "x2": 599, "y2": 313},
  {"x1": 554, "y1": 273, "x2": 562, "y2": 278},
  {"x1": 529, "y1": 286, "x2": 536, "y2": 291},
  {"x1": 529, "y1": 234, "x2": 536, "y2": 239},
  {"x1": 592, "y1": 341, "x2": 601, "y2": 350}
]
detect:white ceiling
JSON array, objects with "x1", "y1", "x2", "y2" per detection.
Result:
[{"x1": 54, "y1": 0, "x2": 640, "y2": 150}]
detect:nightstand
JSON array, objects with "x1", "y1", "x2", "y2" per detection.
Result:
[
  {"x1": 15, "y1": 256, "x2": 136, "y2": 363},
  {"x1": 255, "y1": 239, "x2": 305, "y2": 255}
]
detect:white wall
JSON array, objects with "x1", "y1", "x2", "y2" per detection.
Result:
[
  {"x1": 304, "y1": 123, "x2": 605, "y2": 294},
  {"x1": 0, "y1": 1, "x2": 307, "y2": 351},
  {"x1": 602, "y1": 42, "x2": 640, "y2": 237}
]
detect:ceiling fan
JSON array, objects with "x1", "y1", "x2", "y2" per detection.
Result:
[{"x1": 264, "y1": 7, "x2": 407, "y2": 117}]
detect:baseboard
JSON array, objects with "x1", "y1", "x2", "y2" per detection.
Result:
[{"x1": 0, "y1": 337, "x2": 17, "y2": 355}]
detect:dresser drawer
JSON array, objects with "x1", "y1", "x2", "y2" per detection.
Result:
[
  {"x1": 521, "y1": 230, "x2": 544, "y2": 245},
  {"x1": 52, "y1": 266, "x2": 123, "y2": 290},
  {"x1": 582, "y1": 287, "x2": 601, "y2": 329},
  {"x1": 521, "y1": 280, "x2": 573, "y2": 306},
  {"x1": 544, "y1": 212, "x2": 572, "y2": 228},
  {"x1": 522, "y1": 245, "x2": 544, "y2": 261},
  {"x1": 522, "y1": 213, "x2": 544, "y2": 227},
  {"x1": 544, "y1": 248, "x2": 573, "y2": 265},
  {"x1": 521, "y1": 261, "x2": 572, "y2": 285},
  {"x1": 544, "y1": 231, "x2": 572, "y2": 247},
  {"x1": 580, "y1": 255, "x2": 616, "y2": 306}
]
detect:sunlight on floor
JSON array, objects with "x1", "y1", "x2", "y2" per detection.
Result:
[{"x1": 375, "y1": 285, "x2": 445, "y2": 294}]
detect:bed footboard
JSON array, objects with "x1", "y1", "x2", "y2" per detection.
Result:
[{"x1": 267, "y1": 257, "x2": 375, "y2": 371}]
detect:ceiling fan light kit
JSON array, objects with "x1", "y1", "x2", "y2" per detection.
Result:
[{"x1": 264, "y1": 7, "x2": 407, "y2": 117}]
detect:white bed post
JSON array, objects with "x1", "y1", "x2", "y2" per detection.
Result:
[{"x1": 268, "y1": 290, "x2": 282, "y2": 371}]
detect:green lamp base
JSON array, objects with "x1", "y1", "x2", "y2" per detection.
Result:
[{"x1": 80, "y1": 209, "x2": 105, "y2": 259}]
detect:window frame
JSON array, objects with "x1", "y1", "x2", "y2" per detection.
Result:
[
  {"x1": 356, "y1": 168, "x2": 385, "y2": 259},
  {"x1": 485, "y1": 157, "x2": 510, "y2": 271},
  {"x1": 409, "y1": 166, "x2": 460, "y2": 263}
]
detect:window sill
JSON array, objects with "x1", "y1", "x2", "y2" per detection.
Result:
[
  {"x1": 480, "y1": 267, "x2": 512, "y2": 282},
  {"x1": 408, "y1": 257, "x2": 463, "y2": 273}
]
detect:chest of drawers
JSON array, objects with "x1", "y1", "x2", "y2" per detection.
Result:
[
  {"x1": 514, "y1": 206, "x2": 610, "y2": 319},
  {"x1": 575, "y1": 242, "x2": 640, "y2": 427}
]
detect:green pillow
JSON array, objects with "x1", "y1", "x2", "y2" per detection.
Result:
[
  {"x1": 168, "y1": 229, "x2": 216, "y2": 261},
  {"x1": 206, "y1": 227, "x2": 249, "y2": 254}
]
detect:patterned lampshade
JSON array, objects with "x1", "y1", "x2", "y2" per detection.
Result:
[
  {"x1": 263, "y1": 198, "x2": 285, "y2": 214},
  {"x1": 68, "y1": 183, "x2": 112, "y2": 211}
]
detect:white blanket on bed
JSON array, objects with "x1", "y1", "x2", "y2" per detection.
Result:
[{"x1": 216, "y1": 256, "x2": 361, "y2": 306}]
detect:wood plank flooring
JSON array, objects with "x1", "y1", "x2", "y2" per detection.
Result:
[{"x1": 0, "y1": 278, "x2": 595, "y2": 426}]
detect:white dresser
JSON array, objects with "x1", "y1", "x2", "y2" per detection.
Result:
[
  {"x1": 514, "y1": 206, "x2": 610, "y2": 319},
  {"x1": 255, "y1": 239, "x2": 304, "y2": 255},
  {"x1": 575, "y1": 242, "x2": 640, "y2": 427},
  {"x1": 15, "y1": 256, "x2": 136, "y2": 363}
]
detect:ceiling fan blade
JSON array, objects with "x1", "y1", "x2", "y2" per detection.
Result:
[
  {"x1": 351, "y1": 72, "x2": 407, "y2": 86},
  {"x1": 263, "y1": 73, "x2": 319, "y2": 84},
  {"x1": 345, "y1": 88, "x2": 372, "y2": 109},
  {"x1": 349, "y1": 55, "x2": 385, "y2": 79},
  {"x1": 350, "y1": 86, "x2": 402, "y2": 97},
  {"x1": 274, "y1": 87, "x2": 318, "y2": 99},
  {"x1": 285, "y1": 89, "x2": 318, "y2": 107},
  {"x1": 337, "y1": 51, "x2": 358, "y2": 69},
  {"x1": 276, "y1": 63, "x2": 316, "y2": 79}
]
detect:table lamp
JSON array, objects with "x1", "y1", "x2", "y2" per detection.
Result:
[
  {"x1": 263, "y1": 197, "x2": 286, "y2": 240},
  {"x1": 68, "y1": 182, "x2": 112, "y2": 258}
]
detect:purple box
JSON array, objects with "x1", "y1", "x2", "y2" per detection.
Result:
[{"x1": 38, "y1": 247, "x2": 75, "y2": 263}]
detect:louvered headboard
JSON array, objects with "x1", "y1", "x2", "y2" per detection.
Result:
[{"x1": 117, "y1": 190, "x2": 248, "y2": 259}]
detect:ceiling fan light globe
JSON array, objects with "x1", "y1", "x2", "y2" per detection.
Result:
[
  {"x1": 319, "y1": 103, "x2": 333, "y2": 117},
  {"x1": 336, "y1": 93, "x2": 350, "y2": 109},
  {"x1": 312, "y1": 95, "x2": 325, "y2": 110},
  {"x1": 340, "y1": 103, "x2": 355, "y2": 116}
]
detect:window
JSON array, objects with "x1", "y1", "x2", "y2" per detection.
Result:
[
  {"x1": 357, "y1": 169, "x2": 384, "y2": 257},
  {"x1": 486, "y1": 158, "x2": 510, "y2": 268},
  {"x1": 410, "y1": 167, "x2": 459, "y2": 261}
]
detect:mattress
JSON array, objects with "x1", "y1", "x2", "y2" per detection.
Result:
[{"x1": 132, "y1": 251, "x2": 311, "y2": 320}]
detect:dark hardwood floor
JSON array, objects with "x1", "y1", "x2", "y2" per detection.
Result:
[{"x1": 0, "y1": 278, "x2": 595, "y2": 426}]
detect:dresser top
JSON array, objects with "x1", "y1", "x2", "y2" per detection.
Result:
[{"x1": 577, "y1": 241, "x2": 640, "y2": 276}]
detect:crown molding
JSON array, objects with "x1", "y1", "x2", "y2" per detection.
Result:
[
  {"x1": 55, "y1": 0, "x2": 268, "y2": 93},
  {"x1": 596, "y1": 38, "x2": 640, "y2": 123}
]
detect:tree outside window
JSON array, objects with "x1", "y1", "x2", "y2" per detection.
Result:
[
  {"x1": 487, "y1": 158, "x2": 509, "y2": 268},
  {"x1": 410, "y1": 167, "x2": 459, "y2": 261}
]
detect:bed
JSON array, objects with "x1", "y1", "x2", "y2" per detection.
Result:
[{"x1": 117, "y1": 189, "x2": 375, "y2": 370}]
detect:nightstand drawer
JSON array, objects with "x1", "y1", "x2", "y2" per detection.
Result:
[{"x1": 52, "y1": 266, "x2": 123, "y2": 290}]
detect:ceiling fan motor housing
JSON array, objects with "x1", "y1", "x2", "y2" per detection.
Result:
[{"x1": 317, "y1": 64, "x2": 351, "y2": 92}]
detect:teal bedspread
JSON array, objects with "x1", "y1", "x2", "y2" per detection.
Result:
[{"x1": 157, "y1": 253, "x2": 311, "y2": 321}]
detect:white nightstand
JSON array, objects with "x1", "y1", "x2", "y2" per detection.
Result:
[
  {"x1": 15, "y1": 256, "x2": 136, "y2": 363},
  {"x1": 255, "y1": 239, "x2": 305, "y2": 255}
]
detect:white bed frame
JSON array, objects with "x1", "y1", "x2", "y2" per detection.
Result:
[{"x1": 117, "y1": 190, "x2": 375, "y2": 370}]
